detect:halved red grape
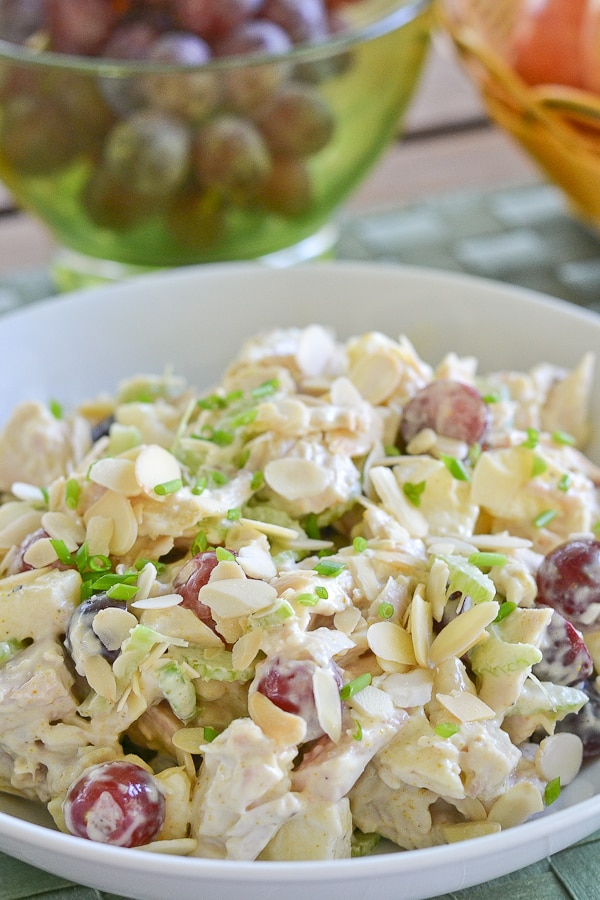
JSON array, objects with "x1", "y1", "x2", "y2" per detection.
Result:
[
  {"x1": 173, "y1": 549, "x2": 220, "y2": 626},
  {"x1": 399, "y1": 379, "x2": 489, "y2": 448},
  {"x1": 536, "y1": 539, "x2": 600, "y2": 633},
  {"x1": 256, "y1": 657, "x2": 340, "y2": 742},
  {"x1": 532, "y1": 608, "x2": 594, "y2": 686},
  {"x1": 63, "y1": 760, "x2": 165, "y2": 846}
]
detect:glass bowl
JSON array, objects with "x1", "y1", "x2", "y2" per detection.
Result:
[{"x1": 0, "y1": 0, "x2": 433, "y2": 287}]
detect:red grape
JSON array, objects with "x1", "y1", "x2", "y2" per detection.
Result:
[
  {"x1": 172, "y1": 0, "x2": 262, "y2": 42},
  {"x1": 536, "y1": 539, "x2": 600, "y2": 633},
  {"x1": 173, "y1": 550, "x2": 220, "y2": 626},
  {"x1": 65, "y1": 593, "x2": 128, "y2": 666},
  {"x1": 256, "y1": 657, "x2": 341, "y2": 742},
  {"x1": 532, "y1": 608, "x2": 594, "y2": 686},
  {"x1": 255, "y1": 82, "x2": 335, "y2": 157},
  {"x1": 556, "y1": 680, "x2": 600, "y2": 758},
  {"x1": 63, "y1": 760, "x2": 165, "y2": 846},
  {"x1": 258, "y1": 155, "x2": 313, "y2": 216},
  {"x1": 192, "y1": 115, "x2": 271, "y2": 197},
  {"x1": 260, "y1": 0, "x2": 329, "y2": 44},
  {"x1": 47, "y1": 0, "x2": 117, "y2": 55},
  {"x1": 399, "y1": 380, "x2": 489, "y2": 448}
]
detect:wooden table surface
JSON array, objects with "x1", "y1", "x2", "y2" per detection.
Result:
[{"x1": 0, "y1": 31, "x2": 542, "y2": 277}]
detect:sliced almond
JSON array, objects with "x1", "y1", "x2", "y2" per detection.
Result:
[
  {"x1": 135, "y1": 444, "x2": 181, "y2": 495},
  {"x1": 0, "y1": 507, "x2": 43, "y2": 549},
  {"x1": 436, "y1": 690, "x2": 496, "y2": 723},
  {"x1": 84, "y1": 654, "x2": 117, "y2": 702},
  {"x1": 140, "y1": 606, "x2": 223, "y2": 648},
  {"x1": 349, "y1": 351, "x2": 401, "y2": 404},
  {"x1": 89, "y1": 457, "x2": 141, "y2": 495},
  {"x1": 347, "y1": 684, "x2": 395, "y2": 721},
  {"x1": 334, "y1": 606, "x2": 362, "y2": 635},
  {"x1": 264, "y1": 458, "x2": 332, "y2": 501},
  {"x1": 41, "y1": 511, "x2": 85, "y2": 550},
  {"x1": 429, "y1": 601, "x2": 499, "y2": 667},
  {"x1": 487, "y1": 782, "x2": 544, "y2": 829},
  {"x1": 330, "y1": 376, "x2": 364, "y2": 407},
  {"x1": 85, "y1": 515, "x2": 114, "y2": 557},
  {"x1": 172, "y1": 727, "x2": 207, "y2": 754},
  {"x1": 313, "y1": 667, "x2": 342, "y2": 742},
  {"x1": 248, "y1": 690, "x2": 307, "y2": 746},
  {"x1": 84, "y1": 491, "x2": 138, "y2": 556},
  {"x1": 208, "y1": 559, "x2": 247, "y2": 582},
  {"x1": 410, "y1": 585, "x2": 432, "y2": 668},
  {"x1": 296, "y1": 324, "x2": 336, "y2": 378},
  {"x1": 239, "y1": 517, "x2": 299, "y2": 541},
  {"x1": 134, "y1": 561, "x2": 158, "y2": 601},
  {"x1": 535, "y1": 733, "x2": 583, "y2": 786},
  {"x1": 367, "y1": 621, "x2": 417, "y2": 666},
  {"x1": 93, "y1": 607, "x2": 138, "y2": 651},
  {"x1": 232, "y1": 627, "x2": 264, "y2": 671},
  {"x1": 199, "y1": 578, "x2": 277, "y2": 617},
  {"x1": 131, "y1": 594, "x2": 182, "y2": 610},
  {"x1": 22, "y1": 536, "x2": 58, "y2": 568},
  {"x1": 379, "y1": 669, "x2": 434, "y2": 707},
  {"x1": 426, "y1": 557, "x2": 450, "y2": 623}
]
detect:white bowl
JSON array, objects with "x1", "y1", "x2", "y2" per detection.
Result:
[{"x1": 2, "y1": 261, "x2": 600, "y2": 900}]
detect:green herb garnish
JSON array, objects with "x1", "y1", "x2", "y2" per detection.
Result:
[
  {"x1": 403, "y1": 480, "x2": 426, "y2": 507},
  {"x1": 340, "y1": 673, "x2": 372, "y2": 700}
]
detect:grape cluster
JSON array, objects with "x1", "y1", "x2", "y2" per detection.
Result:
[{"x1": 0, "y1": 0, "x2": 359, "y2": 248}]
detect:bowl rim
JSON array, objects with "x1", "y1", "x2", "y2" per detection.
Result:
[{"x1": 0, "y1": 0, "x2": 432, "y2": 74}]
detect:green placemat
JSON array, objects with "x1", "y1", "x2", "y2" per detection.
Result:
[{"x1": 2, "y1": 179, "x2": 600, "y2": 899}]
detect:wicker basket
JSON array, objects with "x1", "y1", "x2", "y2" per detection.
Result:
[{"x1": 440, "y1": 0, "x2": 600, "y2": 227}]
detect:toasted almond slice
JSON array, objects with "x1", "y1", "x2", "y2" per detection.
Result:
[
  {"x1": 487, "y1": 782, "x2": 544, "y2": 829},
  {"x1": 208, "y1": 559, "x2": 247, "y2": 582},
  {"x1": 349, "y1": 351, "x2": 401, "y2": 404},
  {"x1": 330, "y1": 376, "x2": 364, "y2": 407},
  {"x1": 232, "y1": 627, "x2": 264, "y2": 671},
  {"x1": 135, "y1": 444, "x2": 181, "y2": 495},
  {"x1": 334, "y1": 606, "x2": 362, "y2": 635},
  {"x1": 429, "y1": 601, "x2": 499, "y2": 667},
  {"x1": 84, "y1": 491, "x2": 138, "y2": 556},
  {"x1": 469, "y1": 533, "x2": 532, "y2": 550},
  {"x1": 410, "y1": 585, "x2": 432, "y2": 668},
  {"x1": 249, "y1": 690, "x2": 307, "y2": 746},
  {"x1": 134, "y1": 561, "x2": 158, "y2": 601},
  {"x1": 85, "y1": 515, "x2": 114, "y2": 557},
  {"x1": 89, "y1": 457, "x2": 141, "y2": 495},
  {"x1": 264, "y1": 458, "x2": 332, "y2": 501},
  {"x1": 347, "y1": 684, "x2": 395, "y2": 721},
  {"x1": 41, "y1": 511, "x2": 85, "y2": 549},
  {"x1": 436, "y1": 690, "x2": 496, "y2": 722},
  {"x1": 369, "y1": 466, "x2": 428, "y2": 538},
  {"x1": 239, "y1": 517, "x2": 300, "y2": 541},
  {"x1": 405, "y1": 428, "x2": 436, "y2": 455},
  {"x1": 296, "y1": 324, "x2": 336, "y2": 378},
  {"x1": 131, "y1": 594, "x2": 182, "y2": 610},
  {"x1": 442, "y1": 822, "x2": 501, "y2": 843},
  {"x1": 426, "y1": 557, "x2": 450, "y2": 623},
  {"x1": 22, "y1": 536, "x2": 58, "y2": 568},
  {"x1": 84, "y1": 654, "x2": 117, "y2": 702},
  {"x1": 93, "y1": 607, "x2": 138, "y2": 651},
  {"x1": 367, "y1": 621, "x2": 417, "y2": 666},
  {"x1": 313, "y1": 667, "x2": 342, "y2": 742},
  {"x1": 0, "y1": 507, "x2": 43, "y2": 549},
  {"x1": 172, "y1": 727, "x2": 207, "y2": 754},
  {"x1": 535, "y1": 733, "x2": 583, "y2": 786},
  {"x1": 140, "y1": 606, "x2": 223, "y2": 648},
  {"x1": 199, "y1": 578, "x2": 277, "y2": 617}
]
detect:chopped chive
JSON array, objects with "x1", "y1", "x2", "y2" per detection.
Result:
[
  {"x1": 304, "y1": 513, "x2": 320, "y2": 540},
  {"x1": 315, "y1": 586, "x2": 329, "y2": 600},
  {"x1": 49, "y1": 398, "x2": 63, "y2": 419},
  {"x1": 434, "y1": 722, "x2": 460, "y2": 739},
  {"x1": 203, "y1": 428, "x2": 234, "y2": 447},
  {"x1": 468, "y1": 551, "x2": 508, "y2": 569},
  {"x1": 544, "y1": 776, "x2": 561, "y2": 806},
  {"x1": 468, "y1": 442, "x2": 482, "y2": 466},
  {"x1": 521, "y1": 427, "x2": 539, "y2": 449},
  {"x1": 197, "y1": 394, "x2": 227, "y2": 410},
  {"x1": 251, "y1": 378, "x2": 279, "y2": 399},
  {"x1": 552, "y1": 430, "x2": 575, "y2": 446},
  {"x1": 191, "y1": 531, "x2": 209, "y2": 555},
  {"x1": 340, "y1": 672, "x2": 372, "y2": 700},
  {"x1": 378, "y1": 601, "x2": 394, "y2": 619},
  {"x1": 135, "y1": 557, "x2": 165, "y2": 574},
  {"x1": 533, "y1": 508, "x2": 558, "y2": 528},
  {"x1": 154, "y1": 478, "x2": 182, "y2": 496},
  {"x1": 313, "y1": 559, "x2": 345, "y2": 577},
  {"x1": 352, "y1": 719, "x2": 363, "y2": 741},
  {"x1": 383, "y1": 444, "x2": 400, "y2": 457},
  {"x1": 106, "y1": 583, "x2": 139, "y2": 601},
  {"x1": 296, "y1": 592, "x2": 319, "y2": 607},
  {"x1": 40, "y1": 486, "x2": 50, "y2": 506},
  {"x1": 440, "y1": 454, "x2": 470, "y2": 481},
  {"x1": 203, "y1": 726, "x2": 220, "y2": 743},
  {"x1": 494, "y1": 600, "x2": 517, "y2": 622},
  {"x1": 403, "y1": 480, "x2": 426, "y2": 507},
  {"x1": 49, "y1": 538, "x2": 74, "y2": 566},
  {"x1": 65, "y1": 478, "x2": 80, "y2": 510},
  {"x1": 226, "y1": 507, "x2": 242, "y2": 521},
  {"x1": 89, "y1": 571, "x2": 138, "y2": 591},
  {"x1": 229, "y1": 408, "x2": 258, "y2": 428},
  {"x1": 225, "y1": 389, "x2": 244, "y2": 404},
  {"x1": 87, "y1": 554, "x2": 112, "y2": 573},
  {"x1": 531, "y1": 454, "x2": 547, "y2": 478},
  {"x1": 192, "y1": 475, "x2": 207, "y2": 495},
  {"x1": 482, "y1": 391, "x2": 501, "y2": 404},
  {"x1": 215, "y1": 547, "x2": 235, "y2": 562},
  {"x1": 353, "y1": 536, "x2": 368, "y2": 553},
  {"x1": 210, "y1": 470, "x2": 228, "y2": 486},
  {"x1": 558, "y1": 473, "x2": 571, "y2": 492},
  {"x1": 250, "y1": 471, "x2": 265, "y2": 491},
  {"x1": 235, "y1": 447, "x2": 251, "y2": 469}
]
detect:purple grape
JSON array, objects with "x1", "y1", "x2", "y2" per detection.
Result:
[
  {"x1": 532, "y1": 608, "x2": 594, "y2": 686},
  {"x1": 536, "y1": 539, "x2": 600, "y2": 633}
]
